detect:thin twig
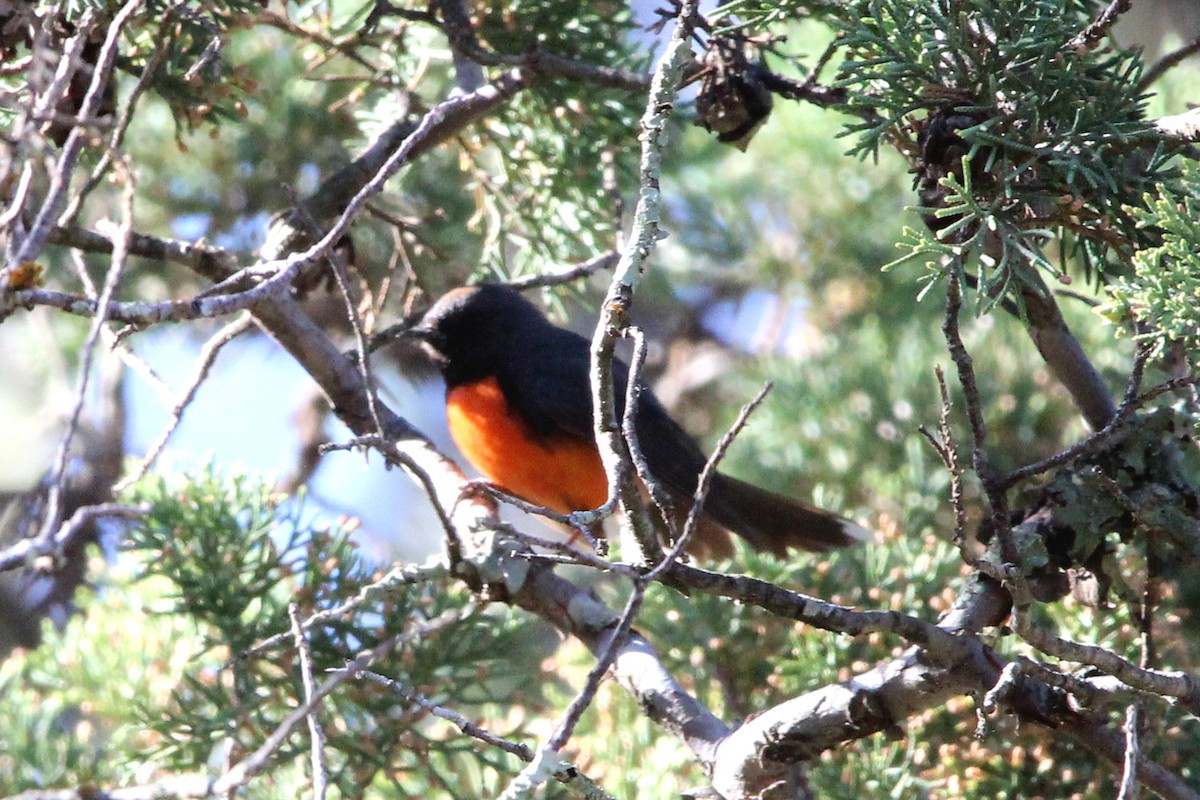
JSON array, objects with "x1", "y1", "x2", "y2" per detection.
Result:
[
  {"x1": 758, "y1": 69, "x2": 848, "y2": 109},
  {"x1": 358, "y1": 669, "x2": 534, "y2": 759},
  {"x1": 1015, "y1": 655, "x2": 1141, "y2": 712},
  {"x1": 0, "y1": 11, "x2": 94, "y2": 235},
  {"x1": 0, "y1": 503, "x2": 149, "y2": 573},
  {"x1": 1000, "y1": 339, "x2": 1153, "y2": 490},
  {"x1": 320, "y1": 435, "x2": 464, "y2": 563},
  {"x1": 1061, "y1": 712, "x2": 1200, "y2": 800},
  {"x1": 11, "y1": 76, "x2": 529, "y2": 328},
  {"x1": 1138, "y1": 35, "x2": 1200, "y2": 91},
  {"x1": 29, "y1": 15, "x2": 98, "y2": 119},
  {"x1": 498, "y1": 5, "x2": 702, "y2": 794},
  {"x1": 656, "y1": 381, "x2": 772, "y2": 564},
  {"x1": 668, "y1": 561, "x2": 970, "y2": 658},
  {"x1": 115, "y1": 313, "x2": 255, "y2": 492},
  {"x1": 601, "y1": 149, "x2": 626, "y2": 250},
  {"x1": 976, "y1": 660, "x2": 1022, "y2": 736},
  {"x1": 215, "y1": 609, "x2": 464, "y2": 794},
  {"x1": 546, "y1": 575, "x2": 655, "y2": 755},
  {"x1": 258, "y1": 9, "x2": 384, "y2": 78},
  {"x1": 36, "y1": 162, "x2": 136, "y2": 544},
  {"x1": 918, "y1": 366, "x2": 972, "y2": 562},
  {"x1": 620, "y1": 327, "x2": 678, "y2": 543},
  {"x1": 61, "y1": 247, "x2": 176, "y2": 408},
  {"x1": 238, "y1": 560, "x2": 449, "y2": 659},
  {"x1": 8, "y1": 0, "x2": 142, "y2": 269},
  {"x1": 1068, "y1": 0, "x2": 1132, "y2": 54},
  {"x1": 1117, "y1": 704, "x2": 1141, "y2": 800},
  {"x1": 549, "y1": 379, "x2": 899, "y2": 786},
  {"x1": 506, "y1": 250, "x2": 621, "y2": 290},
  {"x1": 503, "y1": 323, "x2": 728, "y2": 765},
  {"x1": 288, "y1": 604, "x2": 328, "y2": 800},
  {"x1": 1012, "y1": 601, "x2": 1200, "y2": 713},
  {"x1": 0, "y1": 160, "x2": 35, "y2": 231},
  {"x1": 327, "y1": 237, "x2": 385, "y2": 436},
  {"x1": 469, "y1": 482, "x2": 609, "y2": 553},
  {"x1": 942, "y1": 258, "x2": 1014, "y2": 563},
  {"x1": 46, "y1": 224, "x2": 239, "y2": 275},
  {"x1": 552, "y1": 380, "x2": 776, "y2": 758},
  {"x1": 60, "y1": 6, "x2": 179, "y2": 226},
  {"x1": 2, "y1": 285, "x2": 291, "y2": 324},
  {"x1": 428, "y1": 0, "x2": 648, "y2": 93}
]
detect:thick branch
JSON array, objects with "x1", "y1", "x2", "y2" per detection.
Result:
[
  {"x1": 298, "y1": 69, "x2": 529, "y2": 223},
  {"x1": 711, "y1": 648, "x2": 980, "y2": 798},
  {"x1": 1018, "y1": 279, "x2": 1117, "y2": 429},
  {"x1": 46, "y1": 225, "x2": 238, "y2": 274},
  {"x1": 1155, "y1": 107, "x2": 1200, "y2": 142},
  {"x1": 707, "y1": 568, "x2": 1198, "y2": 800}
]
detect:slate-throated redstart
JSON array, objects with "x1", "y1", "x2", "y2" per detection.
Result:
[{"x1": 411, "y1": 284, "x2": 867, "y2": 557}]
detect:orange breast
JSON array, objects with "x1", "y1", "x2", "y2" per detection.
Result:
[{"x1": 446, "y1": 376, "x2": 608, "y2": 514}]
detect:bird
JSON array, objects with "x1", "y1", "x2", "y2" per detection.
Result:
[{"x1": 409, "y1": 283, "x2": 869, "y2": 558}]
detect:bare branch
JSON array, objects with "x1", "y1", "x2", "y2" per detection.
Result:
[
  {"x1": 13, "y1": 72, "x2": 531, "y2": 331},
  {"x1": 359, "y1": 669, "x2": 533, "y2": 760},
  {"x1": 293, "y1": 69, "x2": 529, "y2": 225},
  {"x1": 506, "y1": 250, "x2": 621, "y2": 290},
  {"x1": 619, "y1": 326, "x2": 677, "y2": 541},
  {"x1": 213, "y1": 610, "x2": 464, "y2": 795},
  {"x1": 365, "y1": 667, "x2": 619, "y2": 798},
  {"x1": 661, "y1": 381, "x2": 771, "y2": 562},
  {"x1": 46, "y1": 224, "x2": 239, "y2": 275},
  {"x1": 668, "y1": 562, "x2": 970, "y2": 655},
  {"x1": 1118, "y1": 705, "x2": 1141, "y2": 800},
  {"x1": 36, "y1": 162, "x2": 136, "y2": 544},
  {"x1": 1139, "y1": 36, "x2": 1200, "y2": 92},
  {"x1": 288, "y1": 604, "x2": 328, "y2": 800},
  {"x1": 116, "y1": 313, "x2": 255, "y2": 492},
  {"x1": 1, "y1": 284, "x2": 290, "y2": 325},
  {"x1": 1017, "y1": 277, "x2": 1118, "y2": 429},
  {"x1": 427, "y1": 0, "x2": 649, "y2": 93},
  {"x1": 326, "y1": 241, "x2": 385, "y2": 436},
  {"x1": 238, "y1": 560, "x2": 449, "y2": 659},
  {"x1": 463, "y1": 481, "x2": 610, "y2": 554},
  {"x1": 589, "y1": 0, "x2": 701, "y2": 564},
  {"x1": 919, "y1": 366, "x2": 973, "y2": 562},
  {"x1": 544, "y1": 581, "x2": 645, "y2": 752},
  {"x1": 7, "y1": 0, "x2": 142, "y2": 270},
  {"x1": 1155, "y1": 107, "x2": 1200, "y2": 142},
  {"x1": 1000, "y1": 340, "x2": 1152, "y2": 490},
  {"x1": 1059, "y1": 714, "x2": 1200, "y2": 800},
  {"x1": 0, "y1": 502, "x2": 148, "y2": 573},
  {"x1": 1068, "y1": 0, "x2": 1131, "y2": 54},
  {"x1": 942, "y1": 257, "x2": 1016, "y2": 563},
  {"x1": 317, "y1": 434, "x2": 462, "y2": 561},
  {"x1": 1012, "y1": 595, "x2": 1200, "y2": 713},
  {"x1": 59, "y1": 12, "x2": 177, "y2": 226}
]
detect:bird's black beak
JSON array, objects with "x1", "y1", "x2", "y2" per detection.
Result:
[
  {"x1": 402, "y1": 322, "x2": 433, "y2": 342},
  {"x1": 402, "y1": 321, "x2": 448, "y2": 367}
]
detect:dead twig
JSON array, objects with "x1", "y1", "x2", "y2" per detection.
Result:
[{"x1": 288, "y1": 604, "x2": 329, "y2": 800}]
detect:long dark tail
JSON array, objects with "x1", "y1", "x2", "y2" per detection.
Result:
[{"x1": 699, "y1": 473, "x2": 870, "y2": 557}]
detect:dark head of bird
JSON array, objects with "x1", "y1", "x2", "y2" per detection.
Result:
[{"x1": 409, "y1": 284, "x2": 554, "y2": 386}]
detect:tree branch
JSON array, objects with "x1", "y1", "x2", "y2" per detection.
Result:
[
  {"x1": 588, "y1": 0, "x2": 701, "y2": 564},
  {"x1": 1017, "y1": 277, "x2": 1118, "y2": 430},
  {"x1": 6, "y1": 0, "x2": 142, "y2": 271},
  {"x1": 1067, "y1": 0, "x2": 1131, "y2": 54}
]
